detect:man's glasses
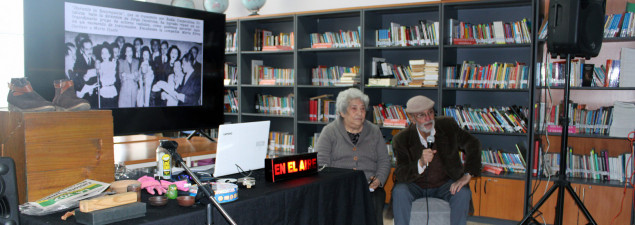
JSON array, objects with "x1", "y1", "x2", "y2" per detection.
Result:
[{"x1": 412, "y1": 110, "x2": 435, "y2": 119}]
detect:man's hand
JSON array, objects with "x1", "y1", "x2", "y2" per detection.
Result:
[
  {"x1": 419, "y1": 149, "x2": 437, "y2": 167},
  {"x1": 450, "y1": 173, "x2": 471, "y2": 195}
]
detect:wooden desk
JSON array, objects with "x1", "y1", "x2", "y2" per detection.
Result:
[{"x1": 113, "y1": 135, "x2": 216, "y2": 169}]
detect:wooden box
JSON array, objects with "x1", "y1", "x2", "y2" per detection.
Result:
[{"x1": 0, "y1": 110, "x2": 114, "y2": 204}]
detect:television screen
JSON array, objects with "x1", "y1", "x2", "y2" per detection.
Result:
[{"x1": 24, "y1": 0, "x2": 225, "y2": 135}]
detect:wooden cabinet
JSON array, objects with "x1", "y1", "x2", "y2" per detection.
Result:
[
  {"x1": 478, "y1": 177, "x2": 525, "y2": 221},
  {"x1": 0, "y1": 110, "x2": 114, "y2": 203},
  {"x1": 469, "y1": 177, "x2": 481, "y2": 216},
  {"x1": 577, "y1": 184, "x2": 633, "y2": 225},
  {"x1": 530, "y1": 181, "x2": 633, "y2": 225}
]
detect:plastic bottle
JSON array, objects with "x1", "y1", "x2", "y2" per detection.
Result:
[{"x1": 156, "y1": 140, "x2": 178, "y2": 179}]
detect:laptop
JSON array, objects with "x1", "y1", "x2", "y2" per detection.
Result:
[{"x1": 213, "y1": 121, "x2": 270, "y2": 177}]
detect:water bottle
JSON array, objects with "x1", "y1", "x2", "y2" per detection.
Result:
[{"x1": 156, "y1": 140, "x2": 178, "y2": 179}]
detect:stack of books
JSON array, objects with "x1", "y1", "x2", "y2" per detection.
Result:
[
  {"x1": 334, "y1": 72, "x2": 360, "y2": 86},
  {"x1": 423, "y1": 61, "x2": 439, "y2": 87},
  {"x1": 408, "y1": 59, "x2": 425, "y2": 87}
]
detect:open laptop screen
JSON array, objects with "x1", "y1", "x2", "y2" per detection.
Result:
[{"x1": 213, "y1": 121, "x2": 270, "y2": 177}]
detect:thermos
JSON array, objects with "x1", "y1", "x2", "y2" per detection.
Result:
[{"x1": 156, "y1": 140, "x2": 178, "y2": 179}]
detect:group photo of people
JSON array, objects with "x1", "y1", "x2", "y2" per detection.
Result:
[{"x1": 64, "y1": 32, "x2": 204, "y2": 109}]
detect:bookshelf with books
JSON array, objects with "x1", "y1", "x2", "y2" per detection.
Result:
[
  {"x1": 225, "y1": 1, "x2": 543, "y2": 222},
  {"x1": 528, "y1": 0, "x2": 635, "y2": 224}
]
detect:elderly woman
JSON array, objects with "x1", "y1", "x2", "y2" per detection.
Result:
[{"x1": 316, "y1": 88, "x2": 391, "y2": 225}]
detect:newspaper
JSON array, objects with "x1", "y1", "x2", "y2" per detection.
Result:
[{"x1": 20, "y1": 179, "x2": 110, "y2": 216}]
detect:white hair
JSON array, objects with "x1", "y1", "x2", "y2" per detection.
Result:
[{"x1": 336, "y1": 88, "x2": 369, "y2": 116}]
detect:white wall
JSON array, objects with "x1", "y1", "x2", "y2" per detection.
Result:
[
  {"x1": 151, "y1": 0, "x2": 433, "y2": 19},
  {"x1": 0, "y1": 0, "x2": 431, "y2": 108},
  {"x1": 0, "y1": 1, "x2": 23, "y2": 108}
]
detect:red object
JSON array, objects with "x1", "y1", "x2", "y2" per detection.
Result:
[
  {"x1": 532, "y1": 139, "x2": 540, "y2": 177},
  {"x1": 483, "y1": 164, "x2": 503, "y2": 175}
]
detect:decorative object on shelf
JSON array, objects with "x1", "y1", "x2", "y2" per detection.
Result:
[
  {"x1": 241, "y1": 0, "x2": 266, "y2": 16},
  {"x1": 171, "y1": 0, "x2": 195, "y2": 9},
  {"x1": 204, "y1": 0, "x2": 229, "y2": 13}
]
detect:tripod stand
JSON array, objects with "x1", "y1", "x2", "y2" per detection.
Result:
[
  {"x1": 164, "y1": 140, "x2": 236, "y2": 225},
  {"x1": 186, "y1": 129, "x2": 216, "y2": 142},
  {"x1": 519, "y1": 54, "x2": 596, "y2": 225}
]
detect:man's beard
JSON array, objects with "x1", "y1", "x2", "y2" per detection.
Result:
[{"x1": 417, "y1": 120, "x2": 435, "y2": 133}]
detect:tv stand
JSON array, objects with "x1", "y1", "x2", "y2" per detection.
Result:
[{"x1": 186, "y1": 129, "x2": 216, "y2": 143}]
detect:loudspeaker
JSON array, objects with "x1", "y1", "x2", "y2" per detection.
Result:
[
  {"x1": 547, "y1": 0, "x2": 606, "y2": 58},
  {"x1": 0, "y1": 157, "x2": 20, "y2": 225}
]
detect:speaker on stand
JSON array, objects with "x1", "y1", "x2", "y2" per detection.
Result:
[
  {"x1": 0, "y1": 157, "x2": 19, "y2": 225},
  {"x1": 520, "y1": 0, "x2": 606, "y2": 224}
]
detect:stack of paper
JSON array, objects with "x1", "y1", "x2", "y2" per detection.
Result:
[
  {"x1": 619, "y1": 48, "x2": 635, "y2": 87},
  {"x1": 609, "y1": 101, "x2": 635, "y2": 137}
]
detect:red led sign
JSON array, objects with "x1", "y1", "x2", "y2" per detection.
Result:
[{"x1": 265, "y1": 152, "x2": 318, "y2": 182}]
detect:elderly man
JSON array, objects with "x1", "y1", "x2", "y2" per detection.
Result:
[{"x1": 391, "y1": 95, "x2": 481, "y2": 225}]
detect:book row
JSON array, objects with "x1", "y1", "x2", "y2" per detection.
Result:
[
  {"x1": 537, "y1": 59, "x2": 621, "y2": 88},
  {"x1": 223, "y1": 89, "x2": 239, "y2": 113},
  {"x1": 311, "y1": 65, "x2": 360, "y2": 86},
  {"x1": 268, "y1": 131, "x2": 295, "y2": 154},
  {"x1": 537, "y1": 149, "x2": 633, "y2": 183},
  {"x1": 224, "y1": 62, "x2": 237, "y2": 85},
  {"x1": 254, "y1": 29, "x2": 294, "y2": 51},
  {"x1": 309, "y1": 28, "x2": 361, "y2": 48},
  {"x1": 446, "y1": 18, "x2": 532, "y2": 45},
  {"x1": 481, "y1": 148, "x2": 527, "y2": 174},
  {"x1": 442, "y1": 105, "x2": 528, "y2": 134},
  {"x1": 255, "y1": 93, "x2": 295, "y2": 115},
  {"x1": 371, "y1": 104, "x2": 413, "y2": 128},
  {"x1": 371, "y1": 57, "x2": 439, "y2": 87},
  {"x1": 308, "y1": 94, "x2": 336, "y2": 123},
  {"x1": 251, "y1": 60, "x2": 295, "y2": 86},
  {"x1": 375, "y1": 20, "x2": 440, "y2": 47},
  {"x1": 604, "y1": 12, "x2": 635, "y2": 38},
  {"x1": 535, "y1": 102, "x2": 613, "y2": 135},
  {"x1": 445, "y1": 61, "x2": 529, "y2": 89},
  {"x1": 225, "y1": 30, "x2": 237, "y2": 53}
]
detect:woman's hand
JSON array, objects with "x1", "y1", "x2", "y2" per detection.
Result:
[{"x1": 369, "y1": 176, "x2": 380, "y2": 190}]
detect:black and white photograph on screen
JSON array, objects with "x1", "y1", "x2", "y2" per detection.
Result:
[{"x1": 64, "y1": 2, "x2": 204, "y2": 109}]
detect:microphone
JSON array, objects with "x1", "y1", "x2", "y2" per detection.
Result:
[{"x1": 425, "y1": 136, "x2": 435, "y2": 167}]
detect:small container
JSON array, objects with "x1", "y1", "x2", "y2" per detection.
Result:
[
  {"x1": 166, "y1": 184, "x2": 178, "y2": 199},
  {"x1": 148, "y1": 196, "x2": 168, "y2": 206},
  {"x1": 177, "y1": 196, "x2": 195, "y2": 207},
  {"x1": 127, "y1": 184, "x2": 141, "y2": 202}
]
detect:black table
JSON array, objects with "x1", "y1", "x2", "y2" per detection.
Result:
[{"x1": 20, "y1": 167, "x2": 376, "y2": 225}]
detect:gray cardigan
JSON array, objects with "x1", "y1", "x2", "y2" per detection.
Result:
[{"x1": 316, "y1": 117, "x2": 391, "y2": 186}]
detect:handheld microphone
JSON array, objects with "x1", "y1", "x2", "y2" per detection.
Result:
[{"x1": 425, "y1": 136, "x2": 434, "y2": 167}]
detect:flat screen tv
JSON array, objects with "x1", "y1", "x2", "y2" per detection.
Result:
[{"x1": 24, "y1": 0, "x2": 225, "y2": 135}]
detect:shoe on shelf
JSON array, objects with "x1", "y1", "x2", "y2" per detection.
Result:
[
  {"x1": 53, "y1": 79, "x2": 91, "y2": 111},
  {"x1": 7, "y1": 78, "x2": 56, "y2": 112}
]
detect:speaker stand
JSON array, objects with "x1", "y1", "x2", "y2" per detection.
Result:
[
  {"x1": 520, "y1": 54, "x2": 597, "y2": 225},
  {"x1": 186, "y1": 129, "x2": 216, "y2": 143}
]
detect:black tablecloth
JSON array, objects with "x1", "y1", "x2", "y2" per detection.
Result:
[{"x1": 20, "y1": 167, "x2": 376, "y2": 225}]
